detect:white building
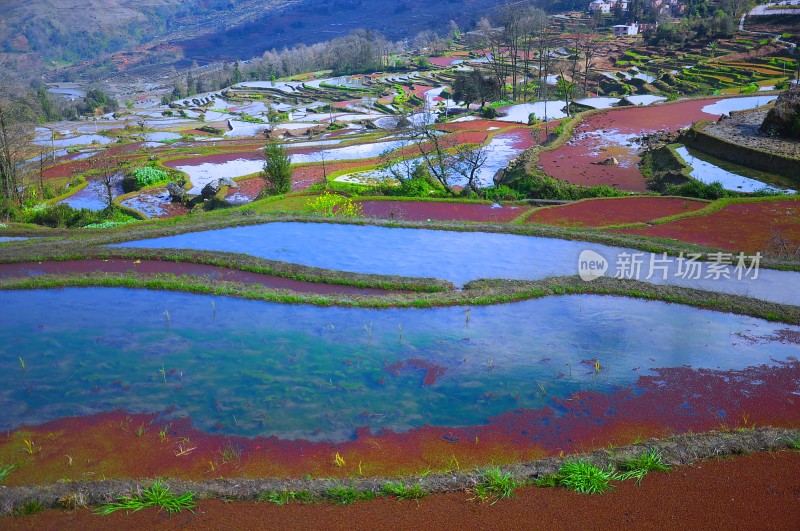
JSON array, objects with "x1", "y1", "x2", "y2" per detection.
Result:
[
  {"x1": 613, "y1": 23, "x2": 639, "y2": 36},
  {"x1": 589, "y1": 0, "x2": 629, "y2": 13},
  {"x1": 589, "y1": 0, "x2": 612, "y2": 13}
]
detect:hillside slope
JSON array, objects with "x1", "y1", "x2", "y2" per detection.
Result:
[{"x1": 2, "y1": 0, "x2": 506, "y2": 82}]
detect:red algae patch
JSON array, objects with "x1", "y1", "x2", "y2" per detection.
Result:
[
  {"x1": 526, "y1": 197, "x2": 708, "y2": 227},
  {"x1": 616, "y1": 200, "x2": 800, "y2": 253},
  {"x1": 0, "y1": 259, "x2": 397, "y2": 296},
  {"x1": 438, "y1": 119, "x2": 517, "y2": 133},
  {"x1": 359, "y1": 200, "x2": 528, "y2": 222},
  {"x1": 2, "y1": 361, "x2": 798, "y2": 483},
  {"x1": 539, "y1": 99, "x2": 724, "y2": 191},
  {"x1": 4, "y1": 451, "x2": 799, "y2": 530}
]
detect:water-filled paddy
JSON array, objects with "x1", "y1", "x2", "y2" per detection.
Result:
[
  {"x1": 675, "y1": 146, "x2": 796, "y2": 193},
  {"x1": 2, "y1": 288, "x2": 797, "y2": 442},
  {"x1": 498, "y1": 102, "x2": 568, "y2": 122},
  {"x1": 113, "y1": 222, "x2": 800, "y2": 304},
  {"x1": 59, "y1": 175, "x2": 124, "y2": 211},
  {"x1": 34, "y1": 134, "x2": 113, "y2": 147},
  {"x1": 700, "y1": 95, "x2": 778, "y2": 116},
  {"x1": 289, "y1": 139, "x2": 413, "y2": 164}
]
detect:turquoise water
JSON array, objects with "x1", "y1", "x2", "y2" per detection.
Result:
[
  {"x1": 112, "y1": 222, "x2": 800, "y2": 305},
  {"x1": 1, "y1": 288, "x2": 796, "y2": 441}
]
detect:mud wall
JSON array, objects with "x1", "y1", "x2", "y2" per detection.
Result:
[{"x1": 682, "y1": 121, "x2": 800, "y2": 181}]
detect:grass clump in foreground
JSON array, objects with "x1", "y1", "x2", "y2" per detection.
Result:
[
  {"x1": 546, "y1": 460, "x2": 617, "y2": 495},
  {"x1": 94, "y1": 479, "x2": 196, "y2": 515},
  {"x1": 616, "y1": 448, "x2": 671, "y2": 484},
  {"x1": 325, "y1": 485, "x2": 377, "y2": 505},
  {"x1": 786, "y1": 435, "x2": 800, "y2": 450},
  {"x1": 473, "y1": 467, "x2": 521, "y2": 504},
  {"x1": 380, "y1": 481, "x2": 427, "y2": 500}
]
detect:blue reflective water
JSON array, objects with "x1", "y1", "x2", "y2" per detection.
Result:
[
  {"x1": 675, "y1": 146, "x2": 795, "y2": 194},
  {"x1": 112, "y1": 222, "x2": 800, "y2": 305},
  {"x1": 2, "y1": 288, "x2": 795, "y2": 441}
]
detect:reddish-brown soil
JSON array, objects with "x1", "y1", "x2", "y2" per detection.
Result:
[
  {"x1": 616, "y1": 199, "x2": 800, "y2": 253},
  {"x1": 358, "y1": 200, "x2": 529, "y2": 222},
  {"x1": 0, "y1": 259, "x2": 397, "y2": 296},
  {"x1": 292, "y1": 161, "x2": 373, "y2": 189},
  {"x1": 526, "y1": 197, "x2": 708, "y2": 227},
  {"x1": 428, "y1": 56, "x2": 461, "y2": 67},
  {"x1": 225, "y1": 177, "x2": 265, "y2": 203},
  {"x1": 3, "y1": 451, "x2": 800, "y2": 530},
  {"x1": 539, "y1": 99, "x2": 725, "y2": 191},
  {"x1": 2, "y1": 360, "x2": 798, "y2": 484}
]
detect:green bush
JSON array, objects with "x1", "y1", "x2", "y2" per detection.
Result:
[
  {"x1": 25, "y1": 204, "x2": 135, "y2": 229},
  {"x1": 507, "y1": 172, "x2": 629, "y2": 200},
  {"x1": 132, "y1": 166, "x2": 169, "y2": 188},
  {"x1": 485, "y1": 185, "x2": 523, "y2": 201},
  {"x1": 666, "y1": 179, "x2": 731, "y2": 199}
]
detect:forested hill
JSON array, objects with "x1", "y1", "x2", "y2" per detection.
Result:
[
  {"x1": 1, "y1": 0, "x2": 509, "y2": 81},
  {"x1": 0, "y1": 0, "x2": 255, "y2": 64}
]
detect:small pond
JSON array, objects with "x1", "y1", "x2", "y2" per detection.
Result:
[
  {"x1": 59, "y1": 175, "x2": 125, "y2": 211},
  {"x1": 112, "y1": 222, "x2": 800, "y2": 305},
  {"x1": 335, "y1": 131, "x2": 526, "y2": 188},
  {"x1": 701, "y1": 95, "x2": 779, "y2": 116},
  {"x1": 675, "y1": 146, "x2": 796, "y2": 194},
  {"x1": 624, "y1": 95, "x2": 667, "y2": 106},
  {"x1": 2, "y1": 288, "x2": 796, "y2": 441},
  {"x1": 575, "y1": 97, "x2": 621, "y2": 109},
  {"x1": 143, "y1": 132, "x2": 182, "y2": 142},
  {"x1": 289, "y1": 139, "x2": 414, "y2": 164},
  {"x1": 34, "y1": 134, "x2": 113, "y2": 147},
  {"x1": 498, "y1": 102, "x2": 568, "y2": 122},
  {"x1": 174, "y1": 159, "x2": 262, "y2": 194}
]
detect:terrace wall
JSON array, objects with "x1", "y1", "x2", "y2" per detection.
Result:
[{"x1": 682, "y1": 120, "x2": 800, "y2": 181}]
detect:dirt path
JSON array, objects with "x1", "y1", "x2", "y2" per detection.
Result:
[{"x1": 3, "y1": 450, "x2": 799, "y2": 530}]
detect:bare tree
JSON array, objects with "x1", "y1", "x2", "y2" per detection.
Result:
[
  {"x1": 478, "y1": 17, "x2": 510, "y2": 101},
  {"x1": 93, "y1": 154, "x2": 119, "y2": 209},
  {"x1": 498, "y1": 4, "x2": 525, "y2": 101},
  {"x1": 0, "y1": 90, "x2": 36, "y2": 205},
  {"x1": 554, "y1": 60, "x2": 577, "y2": 117},
  {"x1": 451, "y1": 143, "x2": 489, "y2": 193},
  {"x1": 378, "y1": 143, "x2": 420, "y2": 184},
  {"x1": 404, "y1": 105, "x2": 488, "y2": 195},
  {"x1": 574, "y1": 33, "x2": 604, "y2": 96},
  {"x1": 520, "y1": 8, "x2": 548, "y2": 102}
]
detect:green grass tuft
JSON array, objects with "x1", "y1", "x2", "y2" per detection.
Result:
[
  {"x1": 260, "y1": 491, "x2": 295, "y2": 505},
  {"x1": 557, "y1": 460, "x2": 616, "y2": 495},
  {"x1": 786, "y1": 435, "x2": 800, "y2": 451},
  {"x1": 616, "y1": 448, "x2": 671, "y2": 485},
  {"x1": 17, "y1": 501, "x2": 43, "y2": 515},
  {"x1": 474, "y1": 467, "x2": 521, "y2": 504},
  {"x1": 94, "y1": 479, "x2": 196, "y2": 515},
  {"x1": 380, "y1": 481, "x2": 427, "y2": 500},
  {"x1": 325, "y1": 485, "x2": 376, "y2": 505},
  {"x1": 533, "y1": 473, "x2": 560, "y2": 488},
  {"x1": 0, "y1": 462, "x2": 18, "y2": 482}
]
